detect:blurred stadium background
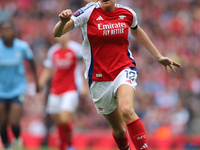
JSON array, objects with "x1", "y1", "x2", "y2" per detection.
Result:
[{"x1": 1, "y1": 0, "x2": 200, "y2": 149}]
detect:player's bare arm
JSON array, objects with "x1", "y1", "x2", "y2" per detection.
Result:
[
  {"x1": 29, "y1": 59, "x2": 40, "y2": 92},
  {"x1": 130, "y1": 26, "x2": 181, "y2": 73},
  {"x1": 53, "y1": 9, "x2": 74, "y2": 37},
  {"x1": 38, "y1": 67, "x2": 53, "y2": 90}
]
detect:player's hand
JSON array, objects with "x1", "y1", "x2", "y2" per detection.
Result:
[
  {"x1": 59, "y1": 9, "x2": 72, "y2": 24},
  {"x1": 157, "y1": 56, "x2": 181, "y2": 74}
]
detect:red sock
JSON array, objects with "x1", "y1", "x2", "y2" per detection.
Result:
[
  {"x1": 127, "y1": 119, "x2": 148, "y2": 150},
  {"x1": 57, "y1": 125, "x2": 67, "y2": 150},
  {"x1": 66, "y1": 122, "x2": 73, "y2": 146},
  {"x1": 112, "y1": 132, "x2": 131, "y2": 150}
]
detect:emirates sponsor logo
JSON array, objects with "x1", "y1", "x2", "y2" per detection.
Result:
[{"x1": 98, "y1": 22, "x2": 126, "y2": 30}]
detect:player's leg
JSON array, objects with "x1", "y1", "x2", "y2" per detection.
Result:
[
  {"x1": 46, "y1": 94, "x2": 66, "y2": 150},
  {"x1": 9, "y1": 100, "x2": 23, "y2": 150},
  {"x1": 89, "y1": 80, "x2": 131, "y2": 150},
  {"x1": 9, "y1": 104, "x2": 23, "y2": 139},
  {"x1": 116, "y1": 84, "x2": 148, "y2": 150},
  {"x1": 51, "y1": 114, "x2": 67, "y2": 150},
  {"x1": 58, "y1": 91, "x2": 79, "y2": 150},
  {"x1": 0, "y1": 102, "x2": 11, "y2": 149},
  {"x1": 60, "y1": 110, "x2": 73, "y2": 147},
  {"x1": 51, "y1": 110, "x2": 73, "y2": 150},
  {"x1": 116, "y1": 84, "x2": 138, "y2": 123},
  {"x1": 59, "y1": 110, "x2": 73, "y2": 124},
  {"x1": 47, "y1": 91, "x2": 78, "y2": 150},
  {"x1": 51, "y1": 111, "x2": 73, "y2": 150},
  {"x1": 104, "y1": 105, "x2": 131, "y2": 150}
]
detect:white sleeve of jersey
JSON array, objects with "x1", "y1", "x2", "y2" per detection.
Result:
[
  {"x1": 43, "y1": 43, "x2": 60, "y2": 68},
  {"x1": 67, "y1": 41, "x2": 84, "y2": 93},
  {"x1": 118, "y1": 4, "x2": 138, "y2": 28},
  {"x1": 71, "y1": 2, "x2": 96, "y2": 28},
  {"x1": 130, "y1": 10, "x2": 138, "y2": 28},
  {"x1": 67, "y1": 41, "x2": 83, "y2": 59}
]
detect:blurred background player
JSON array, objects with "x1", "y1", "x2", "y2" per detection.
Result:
[
  {"x1": 38, "y1": 33, "x2": 87, "y2": 150},
  {"x1": 0, "y1": 21, "x2": 39, "y2": 150}
]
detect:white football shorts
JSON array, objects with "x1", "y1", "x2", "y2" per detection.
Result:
[
  {"x1": 89, "y1": 67, "x2": 138, "y2": 115},
  {"x1": 46, "y1": 90, "x2": 79, "y2": 114}
]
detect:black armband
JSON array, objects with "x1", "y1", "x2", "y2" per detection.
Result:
[{"x1": 131, "y1": 25, "x2": 138, "y2": 30}]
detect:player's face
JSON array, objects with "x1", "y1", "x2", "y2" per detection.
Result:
[
  {"x1": 1, "y1": 23, "x2": 15, "y2": 41},
  {"x1": 99, "y1": 0, "x2": 116, "y2": 11}
]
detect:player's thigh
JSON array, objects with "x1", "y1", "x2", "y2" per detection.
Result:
[
  {"x1": 58, "y1": 91, "x2": 79, "y2": 124},
  {"x1": 116, "y1": 84, "x2": 139, "y2": 124},
  {"x1": 90, "y1": 81, "x2": 119, "y2": 115},
  {"x1": 116, "y1": 84, "x2": 135, "y2": 111},
  {"x1": 0, "y1": 101, "x2": 8, "y2": 123},
  {"x1": 9, "y1": 103, "x2": 23, "y2": 125},
  {"x1": 114, "y1": 67, "x2": 137, "y2": 110},
  {"x1": 48, "y1": 91, "x2": 78, "y2": 124}
]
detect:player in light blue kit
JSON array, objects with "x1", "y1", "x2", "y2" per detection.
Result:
[{"x1": 0, "y1": 21, "x2": 39, "y2": 150}]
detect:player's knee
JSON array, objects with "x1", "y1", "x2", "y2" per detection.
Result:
[
  {"x1": 9, "y1": 119, "x2": 20, "y2": 126},
  {"x1": 59, "y1": 116, "x2": 70, "y2": 125},
  {"x1": 59, "y1": 119, "x2": 67, "y2": 125},
  {"x1": 58, "y1": 111, "x2": 72, "y2": 125},
  {"x1": 120, "y1": 105, "x2": 135, "y2": 120}
]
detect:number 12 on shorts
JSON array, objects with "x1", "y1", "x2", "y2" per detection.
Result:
[{"x1": 125, "y1": 70, "x2": 136, "y2": 81}]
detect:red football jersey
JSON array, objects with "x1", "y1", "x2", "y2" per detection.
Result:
[
  {"x1": 51, "y1": 48, "x2": 77, "y2": 94},
  {"x1": 43, "y1": 41, "x2": 83, "y2": 95},
  {"x1": 72, "y1": 2, "x2": 137, "y2": 82}
]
